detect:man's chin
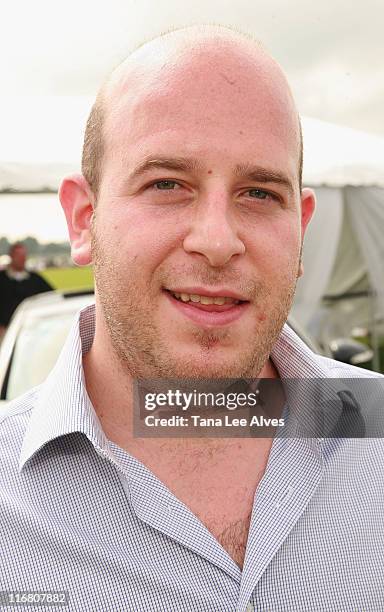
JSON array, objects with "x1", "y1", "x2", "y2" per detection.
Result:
[{"x1": 158, "y1": 348, "x2": 258, "y2": 380}]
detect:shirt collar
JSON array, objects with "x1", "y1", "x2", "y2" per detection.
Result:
[
  {"x1": 271, "y1": 324, "x2": 354, "y2": 438},
  {"x1": 6, "y1": 267, "x2": 30, "y2": 281},
  {"x1": 19, "y1": 304, "x2": 107, "y2": 471},
  {"x1": 19, "y1": 304, "x2": 350, "y2": 471}
]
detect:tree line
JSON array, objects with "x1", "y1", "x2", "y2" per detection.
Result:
[{"x1": 0, "y1": 236, "x2": 70, "y2": 257}]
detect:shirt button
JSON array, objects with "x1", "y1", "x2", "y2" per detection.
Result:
[{"x1": 246, "y1": 603, "x2": 254, "y2": 612}]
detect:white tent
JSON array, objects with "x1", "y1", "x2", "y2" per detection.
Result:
[
  {"x1": 292, "y1": 119, "x2": 384, "y2": 371},
  {"x1": 0, "y1": 97, "x2": 383, "y2": 363}
]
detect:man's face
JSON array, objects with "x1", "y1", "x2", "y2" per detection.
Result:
[
  {"x1": 91, "y1": 51, "x2": 313, "y2": 379},
  {"x1": 10, "y1": 246, "x2": 27, "y2": 271}
]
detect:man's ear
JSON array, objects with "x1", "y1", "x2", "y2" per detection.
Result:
[
  {"x1": 298, "y1": 187, "x2": 316, "y2": 278},
  {"x1": 59, "y1": 174, "x2": 94, "y2": 266}
]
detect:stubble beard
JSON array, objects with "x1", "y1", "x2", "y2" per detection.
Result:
[{"x1": 92, "y1": 230, "x2": 300, "y2": 381}]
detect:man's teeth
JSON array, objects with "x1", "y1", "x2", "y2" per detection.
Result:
[{"x1": 171, "y1": 292, "x2": 240, "y2": 305}]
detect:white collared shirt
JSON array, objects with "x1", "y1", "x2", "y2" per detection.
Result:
[{"x1": 1, "y1": 304, "x2": 384, "y2": 611}]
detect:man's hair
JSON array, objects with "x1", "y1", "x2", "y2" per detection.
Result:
[
  {"x1": 81, "y1": 27, "x2": 304, "y2": 198},
  {"x1": 82, "y1": 95, "x2": 105, "y2": 199},
  {"x1": 298, "y1": 120, "x2": 303, "y2": 190}
]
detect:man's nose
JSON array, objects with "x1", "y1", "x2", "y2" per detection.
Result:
[{"x1": 183, "y1": 192, "x2": 245, "y2": 267}]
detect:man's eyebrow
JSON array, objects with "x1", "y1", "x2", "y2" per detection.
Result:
[
  {"x1": 128, "y1": 158, "x2": 295, "y2": 195},
  {"x1": 235, "y1": 164, "x2": 295, "y2": 195},
  {"x1": 129, "y1": 157, "x2": 203, "y2": 180}
]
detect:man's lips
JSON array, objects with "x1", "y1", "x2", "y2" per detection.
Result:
[{"x1": 163, "y1": 289, "x2": 249, "y2": 327}]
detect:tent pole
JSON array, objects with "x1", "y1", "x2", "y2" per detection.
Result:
[{"x1": 371, "y1": 289, "x2": 381, "y2": 372}]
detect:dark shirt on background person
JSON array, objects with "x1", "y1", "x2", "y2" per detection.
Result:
[{"x1": 0, "y1": 243, "x2": 52, "y2": 329}]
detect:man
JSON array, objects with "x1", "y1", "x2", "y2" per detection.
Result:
[
  {"x1": 0, "y1": 242, "x2": 52, "y2": 339},
  {"x1": 1, "y1": 26, "x2": 383, "y2": 612}
]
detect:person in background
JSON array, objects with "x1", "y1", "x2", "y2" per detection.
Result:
[{"x1": 0, "y1": 242, "x2": 52, "y2": 339}]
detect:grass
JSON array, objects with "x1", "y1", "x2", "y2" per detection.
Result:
[{"x1": 40, "y1": 266, "x2": 94, "y2": 291}]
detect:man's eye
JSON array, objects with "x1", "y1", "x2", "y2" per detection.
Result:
[
  {"x1": 153, "y1": 180, "x2": 179, "y2": 190},
  {"x1": 247, "y1": 189, "x2": 269, "y2": 199}
]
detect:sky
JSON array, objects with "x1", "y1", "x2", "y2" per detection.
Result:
[{"x1": 1, "y1": 0, "x2": 383, "y2": 242}]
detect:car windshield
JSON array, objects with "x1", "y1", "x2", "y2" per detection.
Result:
[{"x1": 6, "y1": 312, "x2": 78, "y2": 400}]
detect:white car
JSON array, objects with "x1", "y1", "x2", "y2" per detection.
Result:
[{"x1": 0, "y1": 290, "x2": 94, "y2": 402}]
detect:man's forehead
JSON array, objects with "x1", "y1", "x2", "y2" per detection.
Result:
[
  {"x1": 98, "y1": 26, "x2": 302, "y2": 184},
  {"x1": 104, "y1": 38, "x2": 298, "y2": 131},
  {"x1": 107, "y1": 26, "x2": 268, "y2": 92},
  {"x1": 104, "y1": 27, "x2": 297, "y2": 120}
]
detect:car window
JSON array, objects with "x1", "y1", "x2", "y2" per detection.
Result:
[{"x1": 6, "y1": 312, "x2": 78, "y2": 400}]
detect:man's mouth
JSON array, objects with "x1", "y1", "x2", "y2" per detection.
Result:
[
  {"x1": 163, "y1": 288, "x2": 249, "y2": 326},
  {"x1": 170, "y1": 291, "x2": 241, "y2": 307}
]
